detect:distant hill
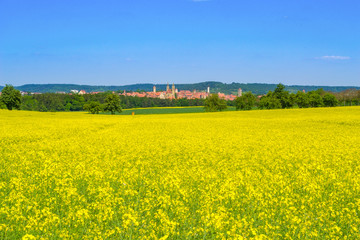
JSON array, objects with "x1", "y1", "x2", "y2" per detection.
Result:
[{"x1": 1, "y1": 82, "x2": 359, "y2": 95}]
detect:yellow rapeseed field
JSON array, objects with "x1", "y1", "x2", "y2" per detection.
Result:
[{"x1": 1, "y1": 107, "x2": 360, "y2": 239}]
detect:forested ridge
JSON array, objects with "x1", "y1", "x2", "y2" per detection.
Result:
[{"x1": 1, "y1": 81, "x2": 359, "y2": 95}]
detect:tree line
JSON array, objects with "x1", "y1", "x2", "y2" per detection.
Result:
[
  {"x1": 233, "y1": 84, "x2": 360, "y2": 111},
  {"x1": 0, "y1": 85, "x2": 205, "y2": 113},
  {"x1": 1, "y1": 84, "x2": 360, "y2": 113},
  {"x1": 204, "y1": 83, "x2": 360, "y2": 112}
]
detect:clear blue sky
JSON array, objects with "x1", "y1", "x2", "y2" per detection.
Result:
[{"x1": 0, "y1": 0, "x2": 359, "y2": 86}]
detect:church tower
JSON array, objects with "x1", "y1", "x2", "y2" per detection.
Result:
[
  {"x1": 172, "y1": 83, "x2": 175, "y2": 95},
  {"x1": 166, "y1": 83, "x2": 170, "y2": 92}
]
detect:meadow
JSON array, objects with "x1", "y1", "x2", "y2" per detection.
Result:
[
  {"x1": 1, "y1": 107, "x2": 360, "y2": 239},
  {"x1": 109, "y1": 106, "x2": 236, "y2": 115},
  {"x1": 115, "y1": 106, "x2": 206, "y2": 115}
]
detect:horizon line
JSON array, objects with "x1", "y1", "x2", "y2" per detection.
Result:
[{"x1": 1, "y1": 81, "x2": 360, "y2": 88}]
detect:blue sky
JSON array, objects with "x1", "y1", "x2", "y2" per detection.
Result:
[{"x1": 0, "y1": 0, "x2": 359, "y2": 86}]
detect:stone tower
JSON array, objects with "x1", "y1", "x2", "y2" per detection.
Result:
[
  {"x1": 238, "y1": 88, "x2": 243, "y2": 97},
  {"x1": 166, "y1": 83, "x2": 170, "y2": 92},
  {"x1": 172, "y1": 83, "x2": 175, "y2": 95},
  {"x1": 153, "y1": 85, "x2": 156, "y2": 93}
]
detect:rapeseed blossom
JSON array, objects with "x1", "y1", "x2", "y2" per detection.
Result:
[{"x1": 0, "y1": 107, "x2": 360, "y2": 239}]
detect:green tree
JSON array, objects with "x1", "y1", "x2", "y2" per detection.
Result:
[
  {"x1": 64, "y1": 103, "x2": 72, "y2": 111},
  {"x1": 235, "y1": 91, "x2": 256, "y2": 110},
  {"x1": 0, "y1": 100, "x2": 6, "y2": 109},
  {"x1": 1, "y1": 84, "x2": 22, "y2": 110},
  {"x1": 258, "y1": 91, "x2": 281, "y2": 109},
  {"x1": 295, "y1": 91, "x2": 310, "y2": 108},
  {"x1": 104, "y1": 94, "x2": 122, "y2": 115},
  {"x1": 48, "y1": 95, "x2": 65, "y2": 112},
  {"x1": 39, "y1": 103, "x2": 47, "y2": 112},
  {"x1": 204, "y1": 94, "x2": 227, "y2": 112},
  {"x1": 70, "y1": 95, "x2": 85, "y2": 111},
  {"x1": 308, "y1": 91, "x2": 324, "y2": 107},
  {"x1": 323, "y1": 93, "x2": 338, "y2": 107},
  {"x1": 20, "y1": 96, "x2": 39, "y2": 111},
  {"x1": 84, "y1": 101, "x2": 103, "y2": 114},
  {"x1": 274, "y1": 83, "x2": 293, "y2": 108}
]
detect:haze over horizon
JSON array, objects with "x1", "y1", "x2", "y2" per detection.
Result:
[
  {"x1": 3, "y1": 81, "x2": 360, "y2": 88},
  {"x1": 1, "y1": 0, "x2": 359, "y2": 86}
]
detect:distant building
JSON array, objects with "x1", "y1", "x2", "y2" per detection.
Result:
[
  {"x1": 238, "y1": 88, "x2": 243, "y2": 97},
  {"x1": 172, "y1": 83, "x2": 175, "y2": 96},
  {"x1": 70, "y1": 90, "x2": 79, "y2": 94},
  {"x1": 78, "y1": 90, "x2": 86, "y2": 95},
  {"x1": 116, "y1": 83, "x2": 238, "y2": 101}
]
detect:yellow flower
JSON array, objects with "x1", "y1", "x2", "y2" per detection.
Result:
[
  {"x1": 1, "y1": 107, "x2": 360, "y2": 238},
  {"x1": 22, "y1": 234, "x2": 36, "y2": 240}
]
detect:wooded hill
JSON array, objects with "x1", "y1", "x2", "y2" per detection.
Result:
[{"x1": 1, "y1": 82, "x2": 360, "y2": 95}]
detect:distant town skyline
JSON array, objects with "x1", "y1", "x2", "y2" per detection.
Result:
[{"x1": 1, "y1": 0, "x2": 359, "y2": 86}]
